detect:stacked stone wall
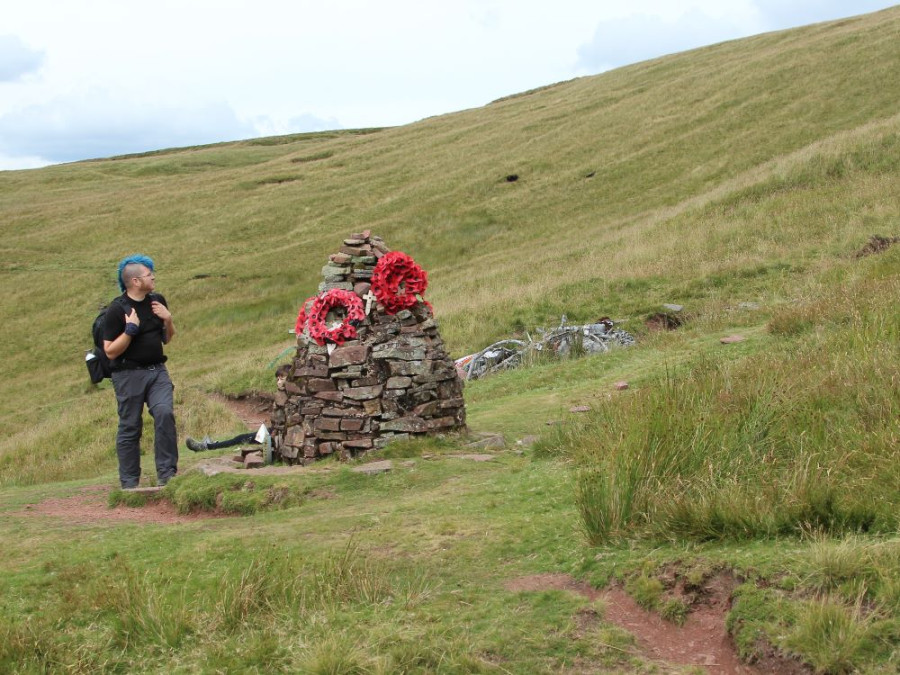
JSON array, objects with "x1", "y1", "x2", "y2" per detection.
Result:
[{"x1": 270, "y1": 232, "x2": 466, "y2": 463}]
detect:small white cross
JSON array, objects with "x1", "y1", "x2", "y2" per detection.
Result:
[{"x1": 363, "y1": 290, "x2": 378, "y2": 315}]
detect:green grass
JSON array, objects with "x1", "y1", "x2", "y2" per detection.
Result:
[{"x1": 0, "y1": 6, "x2": 899, "y2": 673}]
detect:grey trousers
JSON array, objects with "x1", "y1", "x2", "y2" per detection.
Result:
[{"x1": 111, "y1": 366, "x2": 178, "y2": 488}]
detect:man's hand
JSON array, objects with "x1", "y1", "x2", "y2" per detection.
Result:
[
  {"x1": 125, "y1": 307, "x2": 140, "y2": 327},
  {"x1": 151, "y1": 301, "x2": 171, "y2": 322},
  {"x1": 152, "y1": 301, "x2": 175, "y2": 343}
]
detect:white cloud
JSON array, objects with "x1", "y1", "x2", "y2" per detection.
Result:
[
  {"x1": 250, "y1": 112, "x2": 344, "y2": 138},
  {"x1": 752, "y1": 0, "x2": 896, "y2": 28},
  {"x1": 0, "y1": 35, "x2": 44, "y2": 81},
  {"x1": 0, "y1": 151, "x2": 51, "y2": 171},
  {"x1": 0, "y1": 91, "x2": 257, "y2": 162},
  {"x1": 576, "y1": 8, "x2": 754, "y2": 71},
  {"x1": 575, "y1": 1, "x2": 897, "y2": 72}
]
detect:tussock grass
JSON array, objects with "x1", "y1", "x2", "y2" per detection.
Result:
[
  {"x1": 166, "y1": 472, "x2": 305, "y2": 515},
  {"x1": 783, "y1": 595, "x2": 877, "y2": 674},
  {"x1": 566, "y1": 270, "x2": 899, "y2": 544},
  {"x1": 0, "y1": 540, "x2": 422, "y2": 674}
]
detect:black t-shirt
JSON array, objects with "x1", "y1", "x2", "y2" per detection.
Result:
[{"x1": 102, "y1": 292, "x2": 169, "y2": 369}]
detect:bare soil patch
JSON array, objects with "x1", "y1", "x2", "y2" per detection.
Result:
[
  {"x1": 212, "y1": 391, "x2": 273, "y2": 428},
  {"x1": 645, "y1": 312, "x2": 683, "y2": 331},
  {"x1": 854, "y1": 233, "x2": 899, "y2": 258},
  {"x1": 21, "y1": 485, "x2": 230, "y2": 525},
  {"x1": 506, "y1": 573, "x2": 762, "y2": 674}
]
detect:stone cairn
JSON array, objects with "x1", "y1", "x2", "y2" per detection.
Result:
[{"x1": 270, "y1": 231, "x2": 466, "y2": 463}]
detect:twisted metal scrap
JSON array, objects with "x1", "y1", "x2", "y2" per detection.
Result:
[{"x1": 457, "y1": 317, "x2": 635, "y2": 381}]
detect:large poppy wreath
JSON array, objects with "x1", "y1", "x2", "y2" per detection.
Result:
[
  {"x1": 371, "y1": 251, "x2": 428, "y2": 315},
  {"x1": 303, "y1": 289, "x2": 366, "y2": 346}
]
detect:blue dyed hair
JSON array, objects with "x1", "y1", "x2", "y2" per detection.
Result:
[{"x1": 117, "y1": 254, "x2": 155, "y2": 292}]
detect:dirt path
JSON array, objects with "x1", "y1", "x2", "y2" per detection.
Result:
[
  {"x1": 506, "y1": 573, "x2": 763, "y2": 674},
  {"x1": 21, "y1": 484, "x2": 229, "y2": 525},
  {"x1": 211, "y1": 392, "x2": 272, "y2": 428}
]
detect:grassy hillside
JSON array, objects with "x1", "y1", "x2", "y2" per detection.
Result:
[
  {"x1": 1, "y1": 7, "x2": 898, "y2": 485},
  {"x1": 1, "y1": 7, "x2": 899, "y2": 673}
]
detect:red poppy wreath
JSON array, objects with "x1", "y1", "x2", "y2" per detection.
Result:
[
  {"x1": 294, "y1": 295, "x2": 317, "y2": 336},
  {"x1": 370, "y1": 251, "x2": 428, "y2": 314},
  {"x1": 305, "y1": 289, "x2": 366, "y2": 346}
]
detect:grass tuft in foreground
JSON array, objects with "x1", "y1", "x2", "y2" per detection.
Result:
[{"x1": 560, "y1": 271, "x2": 899, "y2": 544}]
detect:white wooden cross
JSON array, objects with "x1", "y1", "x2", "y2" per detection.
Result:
[{"x1": 362, "y1": 290, "x2": 378, "y2": 315}]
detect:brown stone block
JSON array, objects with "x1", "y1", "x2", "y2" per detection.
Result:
[
  {"x1": 330, "y1": 344, "x2": 370, "y2": 368},
  {"x1": 300, "y1": 406, "x2": 323, "y2": 416},
  {"x1": 319, "y1": 442, "x2": 336, "y2": 454},
  {"x1": 322, "y1": 406, "x2": 351, "y2": 417},
  {"x1": 274, "y1": 391, "x2": 289, "y2": 406},
  {"x1": 340, "y1": 418, "x2": 365, "y2": 431},
  {"x1": 426, "y1": 416, "x2": 457, "y2": 430},
  {"x1": 343, "y1": 385, "x2": 384, "y2": 400},
  {"x1": 380, "y1": 416, "x2": 428, "y2": 433},
  {"x1": 314, "y1": 417, "x2": 342, "y2": 432},
  {"x1": 351, "y1": 377, "x2": 380, "y2": 387},
  {"x1": 389, "y1": 360, "x2": 430, "y2": 377},
  {"x1": 316, "y1": 431, "x2": 351, "y2": 441},
  {"x1": 307, "y1": 378, "x2": 337, "y2": 393},
  {"x1": 314, "y1": 390, "x2": 343, "y2": 402},
  {"x1": 344, "y1": 438, "x2": 374, "y2": 450},
  {"x1": 284, "y1": 381, "x2": 303, "y2": 395},
  {"x1": 386, "y1": 376, "x2": 412, "y2": 389},
  {"x1": 285, "y1": 426, "x2": 305, "y2": 448},
  {"x1": 413, "y1": 401, "x2": 439, "y2": 417},
  {"x1": 363, "y1": 399, "x2": 382, "y2": 415},
  {"x1": 331, "y1": 367, "x2": 363, "y2": 379},
  {"x1": 244, "y1": 452, "x2": 264, "y2": 468},
  {"x1": 439, "y1": 397, "x2": 465, "y2": 409}
]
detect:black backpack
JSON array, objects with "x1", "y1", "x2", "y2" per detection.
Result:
[{"x1": 85, "y1": 297, "x2": 126, "y2": 384}]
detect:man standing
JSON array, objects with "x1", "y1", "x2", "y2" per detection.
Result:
[{"x1": 102, "y1": 255, "x2": 178, "y2": 488}]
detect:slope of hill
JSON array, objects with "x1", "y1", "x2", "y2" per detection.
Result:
[{"x1": 0, "y1": 7, "x2": 898, "y2": 483}]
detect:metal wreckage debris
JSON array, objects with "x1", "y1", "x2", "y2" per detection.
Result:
[{"x1": 455, "y1": 316, "x2": 636, "y2": 381}]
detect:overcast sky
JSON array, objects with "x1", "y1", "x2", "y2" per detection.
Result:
[{"x1": 1, "y1": 1, "x2": 895, "y2": 171}]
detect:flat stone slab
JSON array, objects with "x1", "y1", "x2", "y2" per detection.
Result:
[
  {"x1": 569, "y1": 405, "x2": 591, "y2": 413},
  {"x1": 720, "y1": 334, "x2": 746, "y2": 344},
  {"x1": 465, "y1": 434, "x2": 504, "y2": 449},
  {"x1": 448, "y1": 454, "x2": 496, "y2": 462},
  {"x1": 351, "y1": 460, "x2": 393, "y2": 475}
]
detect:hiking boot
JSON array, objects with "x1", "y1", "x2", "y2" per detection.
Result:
[{"x1": 186, "y1": 436, "x2": 211, "y2": 452}]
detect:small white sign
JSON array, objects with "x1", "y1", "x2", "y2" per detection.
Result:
[{"x1": 254, "y1": 423, "x2": 270, "y2": 444}]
